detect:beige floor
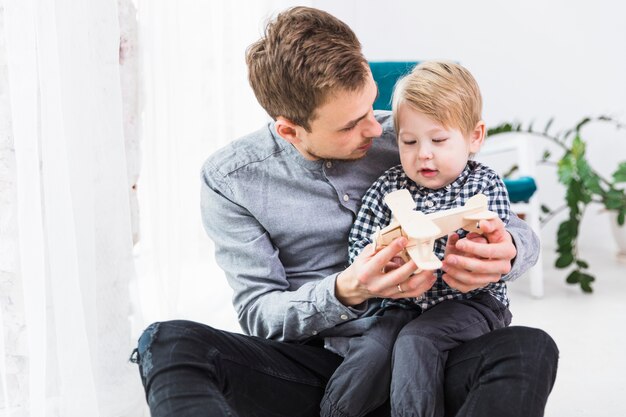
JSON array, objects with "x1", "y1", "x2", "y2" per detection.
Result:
[{"x1": 508, "y1": 245, "x2": 626, "y2": 417}]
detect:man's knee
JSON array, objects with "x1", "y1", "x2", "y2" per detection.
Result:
[
  {"x1": 499, "y1": 326, "x2": 559, "y2": 362},
  {"x1": 482, "y1": 326, "x2": 559, "y2": 390},
  {"x1": 511, "y1": 327, "x2": 559, "y2": 379},
  {"x1": 520, "y1": 327, "x2": 558, "y2": 353},
  {"x1": 130, "y1": 320, "x2": 221, "y2": 379},
  {"x1": 129, "y1": 321, "x2": 160, "y2": 379}
]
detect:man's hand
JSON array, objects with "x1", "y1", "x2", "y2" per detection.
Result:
[
  {"x1": 441, "y1": 217, "x2": 516, "y2": 293},
  {"x1": 336, "y1": 237, "x2": 436, "y2": 306}
]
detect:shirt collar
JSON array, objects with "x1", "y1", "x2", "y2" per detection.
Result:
[{"x1": 448, "y1": 163, "x2": 473, "y2": 190}]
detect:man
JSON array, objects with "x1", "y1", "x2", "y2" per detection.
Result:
[{"x1": 133, "y1": 7, "x2": 558, "y2": 417}]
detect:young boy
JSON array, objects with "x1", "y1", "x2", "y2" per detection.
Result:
[{"x1": 321, "y1": 61, "x2": 513, "y2": 417}]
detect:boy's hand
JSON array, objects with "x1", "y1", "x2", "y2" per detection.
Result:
[
  {"x1": 336, "y1": 237, "x2": 436, "y2": 306},
  {"x1": 441, "y1": 217, "x2": 516, "y2": 293}
]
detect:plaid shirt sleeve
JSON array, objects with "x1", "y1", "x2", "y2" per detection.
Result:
[
  {"x1": 473, "y1": 163, "x2": 511, "y2": 225},
  {"x1": 348, "y1": 168, "x2": 402, "y2": 264}
]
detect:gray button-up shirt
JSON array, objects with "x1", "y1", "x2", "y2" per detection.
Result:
[{"x1": 200, "y1": 112, "x2": 538, "y2": 342}]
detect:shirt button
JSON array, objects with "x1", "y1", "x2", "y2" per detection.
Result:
[
  {"x1": 425, "y1": 200, "x2": 434, "y2": 208},
  {"x1": 343, "y1": 194, "x2": 350, "y2": 202},
  {"x1": 340, "y1": 314, "x2": 349, "y2": 320},
  {"x1": 312, "y1": 330, "x2": 318, "y2": 335},
  {"x1": 326, "y1": 161, "x2": 332, "y2": 168}
]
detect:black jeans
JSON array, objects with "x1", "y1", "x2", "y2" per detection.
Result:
[
  {"x1": 131, "y1": 320, "x2": 558, "y2": 417},
  {"x1": 321, "y1": 294, "x2": 513, "y2": 417}
]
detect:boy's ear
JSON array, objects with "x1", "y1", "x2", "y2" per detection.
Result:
[
  {"x1": 469, "y1": 120, "x2": 486, "y2": 153},
  {"x1": 275, "y1": 117, "x2": 301, "y2": 145}
]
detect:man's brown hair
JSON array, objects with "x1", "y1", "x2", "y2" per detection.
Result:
[{"x1": 246, "y1": 7, "x2": 368, "y2": 131}]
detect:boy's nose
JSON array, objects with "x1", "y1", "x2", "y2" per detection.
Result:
[{"x1": 419, "y1": 146, "x2": 434, "y2": 159}]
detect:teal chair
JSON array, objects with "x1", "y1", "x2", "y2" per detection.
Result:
[
  {"x1": 369, "y1": 61, "x2": 418, "y2": 111},
  {"x1": 370, "y1": 61, "x2": 543, "y2": 297}
]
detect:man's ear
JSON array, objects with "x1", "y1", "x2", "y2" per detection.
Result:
[
  {"x1": 469, "y1": 120, "x2": 486, "y2": 153},
  {"x1": 275, "y1": 117, "x2": 301, "y2": 145}
]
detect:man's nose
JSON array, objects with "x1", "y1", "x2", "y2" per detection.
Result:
[{"x1": 363, "y1": 112, "x2": 383, "y2": 138}]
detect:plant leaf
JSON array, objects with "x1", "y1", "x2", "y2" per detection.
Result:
[
  {"x1": 571, "y1": 135, "x2": 586, "y2": 158},
  {"x1": 555, "y1": 252, "x2": 574, "y2": 268},
  {"x1": 576, "y1": 260, "x2": 589, "y2": 268},
  {"x1": 503, "y1": 164, "x2": 519, "y2": 179},
  {"x1": 566, "y1": 270, "x2": 580, "y2": 284},
  {"x1": 576, "y1": 159, "x2": 604, "y2": 194},
  {"x1": 579, "y1": 272, "x2": 595, "y2": 293},
  {"x1": 557, "y1": 220, "x2": 573, "y2": 242},
  {"x1": 605, "y1": 189, "x2": 626, "y2": 210},
  {"x1": 557, "y1": 156, "x2": 574, "y2": 184},
  {"x1": 557, "y1": 219, "x2": 579, "y2": 243},
  {"x1": 556, "y1": 235, "x2": 573, "y2": 253},
  {"x1": 566, "y1": 182, "x2": 585, "y2": 212},
  {"x1": 542, "y1": 150, "x2": 551, "y2": 161},
  {"x1": 487, "y1": 122, "x2": 522, "y2": 136},
  {"x1": 575, "y1": 117, "x2": 592, "y2": 133},
  {"x1": 544, "y1": 118, "x2": 554, "y2": 134},
  {"x1": 612, "y1": 162, "x2": 626, "y2": 183}
]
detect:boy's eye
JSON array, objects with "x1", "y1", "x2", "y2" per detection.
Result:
[
  {"x1": 402, "y1": 140, "x2": 416, "y2": 145},
  {"x1": 432, "y1": 138, "x2": 448, "y2": 143}
]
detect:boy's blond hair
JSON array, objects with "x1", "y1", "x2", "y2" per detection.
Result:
[
  {"x1": 246, "y1": 7, "x2": 368, "y2": 131},
  {"x1": 391, "y1": 61, "x2": 483, "y2": 135}
]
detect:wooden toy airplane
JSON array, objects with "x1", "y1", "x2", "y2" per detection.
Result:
[{"x1": 372, "y1": 190, "x2": 498, "y2": 271}]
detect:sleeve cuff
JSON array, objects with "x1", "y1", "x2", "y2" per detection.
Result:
[{"x1": 314, "y1": 273, "x2": 368, "y2": 326}]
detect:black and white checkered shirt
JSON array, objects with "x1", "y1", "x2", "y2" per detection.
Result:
[{"x1": 349, "y1": 160, "x2": 511, "y2": 310}]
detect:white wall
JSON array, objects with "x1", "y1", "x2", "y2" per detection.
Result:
[{"x1": 314, "y1": 0, "x2": 626, "y2": 255}]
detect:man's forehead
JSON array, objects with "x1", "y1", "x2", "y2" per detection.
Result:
[{"x1": 312, "y1": 79, "x2": 378, "y2": 129}]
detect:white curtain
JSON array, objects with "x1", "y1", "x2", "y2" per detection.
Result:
[
  {"x1": 134, "y1": 0, "x2": 309, "y2": 330},
  {"x1": 1, "y1": 0, "x2": 314, "y2": 415},
  {"x1": 2, "y1": 0, "x2": 144, "y2": 416}
]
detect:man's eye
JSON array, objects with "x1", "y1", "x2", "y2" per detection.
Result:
[{"x1": 341, "y1": 125, "x2": 356, "y2": 132}]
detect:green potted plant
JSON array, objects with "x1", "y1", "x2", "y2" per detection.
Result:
[{"x1": 488, "y1": 116, "x2": 626, "y2": 292}]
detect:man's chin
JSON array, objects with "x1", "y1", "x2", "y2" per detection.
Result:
[
  {"x1": 310, "y1": 148, "x2": 369, "y2": 162},
  {"x1": 336, "y1": 152, "x2": 368, "y2": 162}
]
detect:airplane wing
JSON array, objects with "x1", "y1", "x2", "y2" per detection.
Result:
[
  {"x1": 401, "y1": 211, "x2": 441, "y2": 239},
  {"x1": 384, "y1": 189, "x2": 416, "y2": 218},
  {"x1": 384, "y1": 190, "x2": 441, "y2": 239},
  {"x1": 406, "y1": 245, "x2": 442, "y2": 271},
  {"x1": 463, "y1": 210, "x2": 498, "y2": 221},
  {"x1": 464, "y1": 193, "x2": 489, "y2": 209},
  {"x1": 461, "y1": 193, "x2": 497, "y2": 233}
]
